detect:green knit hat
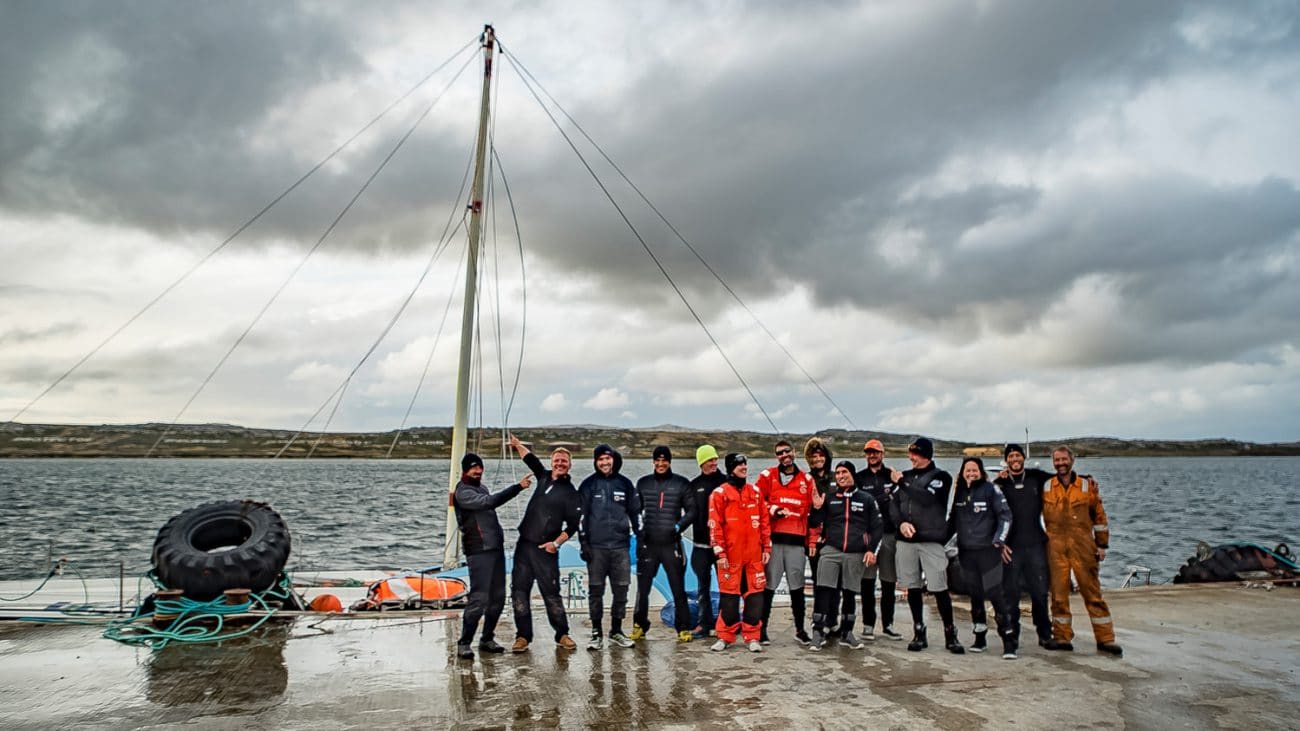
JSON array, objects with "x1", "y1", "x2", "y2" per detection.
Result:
[{"x1": 696, "y1": 444, "x2": 719, "y2": 466}]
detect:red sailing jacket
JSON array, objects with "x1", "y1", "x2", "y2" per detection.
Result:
[
  {"x1": 708, "y1": 481, "x2": 771, "y2": 565},
  {"x1": 754, "y1": 467, "x2": 819, "y2": 550}
]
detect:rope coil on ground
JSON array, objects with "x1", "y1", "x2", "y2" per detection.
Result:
[{"x1": 102, "y1": 573, "x2": 296, "y2": 650}]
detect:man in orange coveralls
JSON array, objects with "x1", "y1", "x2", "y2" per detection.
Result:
[
  {"x1": 1042, "y1": 446, "x2": 1123, "y2": 657},
  {"x1": 708, "y1": 453, "x2": 771, "y2": 653}
]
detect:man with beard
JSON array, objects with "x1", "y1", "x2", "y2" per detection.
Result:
[
  {"x1": 687, "y1": 445, "x2": 726, "y2": 638},
  {"x1": 709, "y1": 453, "x2": 771, "y2": 653},
  {"x1": 890, "y1": 437, "x2": 964, "y2": 654},
  {"x1": 578, "y1": 444, "x2": 642, "y2": 650},
  {"x1": 854, "y1": 439, "x2": 903, "y2": 641},
  {"x1": 452, "y1": 452, "x2": 532, "y2": 659},
  {"x1": 631, "y1": 446, "x2": 695, "y2": 643},
  {"x1": 994, "y1": 443, "x2": 1055, "y2": 650},
  {"x1": 1043, "y1": 446, "x2": 1123, "y2": 657},
  {"x1": 507, "y1": 434, "x2": 581, "y2": 653},
  {"x1": 755, "y1": 440, "x2": 820, "y2": 645}
]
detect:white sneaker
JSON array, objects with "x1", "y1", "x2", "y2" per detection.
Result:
[
  {"x1": 587, "y1": 632, "x2": 603, "y2": 651},
  {"x1": 747, "y1": 641, "x2": 763, "y2": 653},
  {"x1": 710, "y1": 639, "x2": 728, "y2": 652}
]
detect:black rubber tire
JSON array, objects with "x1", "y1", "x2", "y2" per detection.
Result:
[{"x1": 152, "y1": 500, "x2": 291, "y2": 600}]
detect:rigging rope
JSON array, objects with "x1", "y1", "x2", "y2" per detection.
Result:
[
  {"x1": 499, "y1": 48, "x2": 781, "y2": 433},
  {"x1": 278, "y1": 138, "x2": 480, "y2": 460},
  {"x1": 490, "y1": 147, "x2": 529, "y2": 428},
  {"x1": 274, "y1": 220, "x2": 470, "y2": 460},
  {"x1": 380, "y1": 140, "x2": 479, "y2": 457},
  {"x1": 384, "y1": 237, "x2": 469, "y2": 458},
  {"x1": 8, "y1": 36, "x2": 480, "y2": 426},
  {"x1": 503, "y1": 44, "x2": 858, "y2": 430},
  {"x1": 148, "y1": 50, "x2": 479, "y2": 456}
]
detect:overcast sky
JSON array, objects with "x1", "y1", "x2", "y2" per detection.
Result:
[{"x1": 3, "y1": 1, "x2": 1298, "y2": 443}]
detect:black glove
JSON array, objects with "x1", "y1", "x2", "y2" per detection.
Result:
[
  {"x1": 636, "y1": 543, "x2": 648, "y2": 563},
  {"x1": 580, "y1": 546, "x2": 591, "y2": 563}
]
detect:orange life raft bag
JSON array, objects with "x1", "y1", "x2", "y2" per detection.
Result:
[{"x1": 351, "y1": 572, "x2": 469, "y2": 611}]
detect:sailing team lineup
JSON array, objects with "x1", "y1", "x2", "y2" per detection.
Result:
[{"x1": 452, "y1": 431, "x2": 1123, "y2": 662}]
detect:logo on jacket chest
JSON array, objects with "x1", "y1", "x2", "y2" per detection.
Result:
[
  {"x1": 972, "y1": 500, "x2": 987, "y2": 513},
  {"x1": 850, "y1": 501, "x2": 864, "y2": 513}
]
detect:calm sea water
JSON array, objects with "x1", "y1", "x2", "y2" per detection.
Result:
[{"x1": 1, "y1": 456, "x2": 1296, "y2": 586}]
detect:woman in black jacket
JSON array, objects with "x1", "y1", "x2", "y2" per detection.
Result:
[{"x1": 950, "y1": 456, "x2": 1017, "y2": 659}]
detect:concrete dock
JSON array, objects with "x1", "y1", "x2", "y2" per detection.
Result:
[{"x1": 0, "y1": 584, "x2": 1296, "y2": 729}]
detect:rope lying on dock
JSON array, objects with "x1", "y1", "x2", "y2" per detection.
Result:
[
  {"x1": 102, "y1": 574, "x2": 296, "y2": 649},
  {"x1": 0, "y1": 558, "x2": 90, "y2": 604}
]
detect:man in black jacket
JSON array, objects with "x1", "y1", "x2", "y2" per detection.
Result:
[
  {"x1": 854, "y1": 439, "x2": 902, "y2": 641},
  {"x1": 809, "y1": 461, "x2": 883, "y2": 651},
  {"x1": 579, "y1": 444, "x2": 643, "y2": 650},
  {"x1": 994, "y1": 443, "x2": 1054, "y2": 649},
  {"x1": 889, "y1": 437, "x2": 964, "y2": 654},
  {"x1": 631, "y1": 446, "x2": 695, "y2": 642},
  {"x1": 452, "y1": 452, "x2": 531, "y2": 659},
  {"x1": 687, "y1": 444, "x2": 725, "y2": 638},
  {"x1": 507, "y1": 434, "x2": 581, "y2": 653}
]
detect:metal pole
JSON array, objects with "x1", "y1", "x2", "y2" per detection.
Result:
[{"x1": 443, "y1": 25, "x2": 496, "y2": 571}]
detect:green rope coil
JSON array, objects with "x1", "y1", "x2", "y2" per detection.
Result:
[{"x1": 103, "y1": 573, "x2": 295, "y2": 649}]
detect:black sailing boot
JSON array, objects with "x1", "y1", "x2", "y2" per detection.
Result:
[
  {"x1": 759, "y1": 589, "x2": 774, "y2": 644},
  {"x1": 1001, "y1": 630, "x2": 1018, "y2": 660},
  {"x1": 944, "y1": 625, "x2": 966, "y2": 654},
  {"x1": 907, "y1": 623, "x2": 927, "y2": 652},
  {"x1": 970, "y1": 629, "x2": 988, "y2": 653}
]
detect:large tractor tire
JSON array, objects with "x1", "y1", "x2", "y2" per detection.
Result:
[{"x1": 152, "y1": 500, "x2": 291, "y2": 600}]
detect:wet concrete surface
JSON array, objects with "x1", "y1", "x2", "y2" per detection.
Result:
[{"x1": 0, "y1": 584, "x2": 1296, "y2": 730}]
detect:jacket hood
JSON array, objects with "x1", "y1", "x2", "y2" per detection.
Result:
[
  {"x1": 804, "y1": 437, "x2": 833, "y2": 465},
  {"x1": 592, "y1": 443, "x2": 624, "y2": 474}
]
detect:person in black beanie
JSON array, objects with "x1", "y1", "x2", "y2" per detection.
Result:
[
  {"x1": 994, "y1": 443, "x2": 1056, "y2": 651},
  {"x1": 889, "y1": 437, "x2": 964, "y2": 654},
  {"x1": 452, "y1": 452, "x2": 532, "y2": 659},
  {"x1": 631, "y1": 446, "x2": 695, "y2": 642},
  {"x1": 708, "y1": 453, "x2": 771, "y2": 652},
  {"x1": 808, "y1": 460, "x2": 882, "y2": 651}
]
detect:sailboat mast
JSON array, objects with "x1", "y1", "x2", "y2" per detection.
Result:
[{"x1": 443, "y1": 24, "x2": 496, "y2": 569}]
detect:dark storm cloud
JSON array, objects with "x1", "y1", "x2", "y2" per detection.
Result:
[
  {"x1": 0, "y1": 0, "x2": 474, "y2": 249},
  {"x1": 513, "y1": 1, "x2": 1300, "y2": 360},
  {"x1": 3, "y1": 1, "x2": 1299, "y2": 367}
]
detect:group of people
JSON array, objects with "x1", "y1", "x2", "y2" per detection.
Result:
[{"x1": 450, "y1": 433, "x2": 1123, "y2": 662}]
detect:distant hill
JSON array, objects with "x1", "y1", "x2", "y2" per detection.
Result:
[{"x1": 1, "y1": 422, "x2": 1296, "y2": 458}]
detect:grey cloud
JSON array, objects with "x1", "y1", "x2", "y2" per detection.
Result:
[
  {"x1": 0, "y1": 322, "x2": 83, "y2": 346},
  {"x1": 4, "y1": 1, "x2": 1300, "y2": 375}
]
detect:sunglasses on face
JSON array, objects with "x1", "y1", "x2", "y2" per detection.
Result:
[{"x1": 775, "y1": 448, "x2": 792, "y2": 456}]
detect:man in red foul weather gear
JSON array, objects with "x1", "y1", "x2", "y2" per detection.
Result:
[
  {"x1": 708, "y1": 453, "x2": 771, "y2": 652},
  {"x1": 756, "y1": 439, "x2": 821, "y2": 644}
]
